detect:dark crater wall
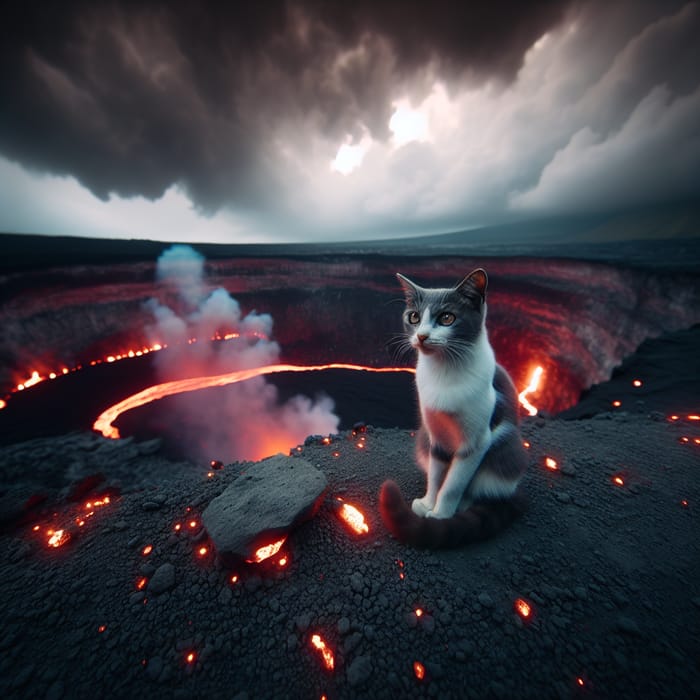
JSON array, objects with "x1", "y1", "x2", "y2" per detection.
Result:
[{"x1": 1, "y1": 254, "x2": 699, "y2": 415}]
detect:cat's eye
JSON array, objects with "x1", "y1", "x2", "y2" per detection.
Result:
[
  {"x1": 407, "y1": 310, "x2": 420, "y2": 325},
  {"x1": 438, "y1": 312, "x2": 456, "y2": 326}
]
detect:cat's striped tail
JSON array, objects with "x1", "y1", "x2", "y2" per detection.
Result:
[{"x1": 379, "y1": 480, "x2": 525, "y2": 549}]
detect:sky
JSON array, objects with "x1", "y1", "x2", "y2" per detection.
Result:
[{"x1": 1, "y1": 0, "x2": 699, "y2": 244}]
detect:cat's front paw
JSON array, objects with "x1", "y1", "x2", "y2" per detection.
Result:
[{"x1": 412, "y1": 497, "x2": 432, "y2": 517}]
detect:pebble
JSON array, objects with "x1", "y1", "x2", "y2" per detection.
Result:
[
  {"x1": 555, "y1": 491, "x2": 572, "y2": 504},
  {"x1": 615, "y1": 616, "x2": 642, "y2": 636},
  {"x1": 477, "y1": 593, "x2": 494, "y2": 608},
  {"x1": 350, "y1": 571, "x2": 364, "y2": 593},
  {"x1": 148, "y1": 563, "x2": 176, "y2": 594},
  {"x1": 346, "y1": 655, "x2": 372, "y2": 686},
  {"x1": 337, "y1": 617, "x2": 351, "y2": 635}
]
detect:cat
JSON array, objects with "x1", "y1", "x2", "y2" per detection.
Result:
[{"x1": 380, "y1": 268, "x2": 528, "y2": 548}]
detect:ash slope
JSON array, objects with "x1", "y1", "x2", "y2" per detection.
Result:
[{"x1": 1, "y1": 423, "x2": 699, "y2": 697}]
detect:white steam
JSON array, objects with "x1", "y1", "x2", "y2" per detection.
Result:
[{"x1": 144, "y1": 244, "x2": 339, "y2": 461}]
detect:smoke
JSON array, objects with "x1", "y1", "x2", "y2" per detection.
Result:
[{"x1": 144, "y1": 244, "x2": 339, "y2": 461}]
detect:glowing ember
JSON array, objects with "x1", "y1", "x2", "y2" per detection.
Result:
[
  {"x1": 93, "y1": 363, "x2": 415, "y2": 440},
  {"x1": 278, "y1": 555, "x2": 288, "y2": 567},
  {"x1": 681, "y1": 499, "x2": 689, "y2": 508},
  {"x1": 544, "y1": 457, "x2": 558, "y2": 471},
  {"x1": 197, "y1": 546, "x2": 209, "y2": 557},
  {"x1": 0, "y1": 399, "x2": 6, "y2": 410},
  {"x1": 188, "y1": 520, "x2": 198, "y2": 529},
  {"x1": 689, "y1": 414, "x2": 700, "y2": 421},
  {"x1": 514, "y1": 598, "x2": 532, "y2": 619},
  {"x1": 337, "y1": 501, "x2": 369, "y2": 535},
  {"x1": 98, "y1": 625, "x2": 106, "y2": 633},
  {"x1": 136, "y1": 577, "x2": 148, "y2": 590},
  {"x1": 86, "y1": 496, "x2": 110, "y2": 509},
  {"x1": 174, "y1": 523, "x2": 182, "y2": 532},
  {"x1": 249, "y1": 538, "x2": 286, "y2": 563},
  {"x1": 310, "y1": 634, "x2": 335, "y2": 671},
  {"x1": 670, "y1": 415, "x2": 680, "y2": 421},
  {"x1": 518, "y1": 366, "x2": 543, "y2": 416},
  {"x1": 523, "y1": 441, "x2": 530, "y2": 449},
  {"x1": 47, "y1": 528, "x2": 70, "y2": 548},
  {"x1": 612, "y1": 400, "x2": 622, "y2": 408},
  {"x1": 186, "y1": 652, "x2": 196, "y2": 664},
  {"x1": 577, "y1": 677, "x2": 585, "y2": 687},
  {"x1": 633, "y1": 379, "x2": 642, "y2": 387},
  {"x1": 414, "y1": 608, "x2": 424, "y2": 617},
  {"x1": 612, "y1": 476, "x2": 624, "y2": 486},
  {"x1": 32, "y1": 524, "x2": 40, "y2": 532},
  {"x1": 413, "y1": 661, "x2": 425, "y2": 680},
  {"x1": 230, "y1": 574, "x2": 239, "y2": 584}
]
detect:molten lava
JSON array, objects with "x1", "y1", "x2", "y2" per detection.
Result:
[
  {"x1": 47, "y1": 529, "x2": 70, "y2": 548},
  {"x1": 310, "y1": 634, "x2": 335, "y2": 672},
  {"x1": 93, "y1": 363, "x2": 416, "y2": 439},
  {"x1": 248, "y1": 538, "x2": 286, "y2": 563},
  {"x1": 336, "y1": 499, "x2": 369, "y2": 535},
  {"x1": 514, "y1": 598, "x2": 532, "y2": 619},
  {"x1": 413, "y1": 661, "x2": 425, "y2": 680},
  {"x1": 518, "y1": 366, "x2": 543, "y2": 416}
]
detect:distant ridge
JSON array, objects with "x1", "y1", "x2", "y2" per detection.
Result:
[{"x1": 1, "y1": 200, "x2": 699, "y2": 272}]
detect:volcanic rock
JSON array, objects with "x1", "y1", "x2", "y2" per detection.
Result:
[{"x1": 201, "y1": 454, "x2": 328, "y2": 565}]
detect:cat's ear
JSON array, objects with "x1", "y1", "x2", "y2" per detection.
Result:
[
  {"x1": 396, "y1": 273, "x2": 420, "y2": 299},
  {"x1": 456, "y1": 268, "x2": 488, "y2": 302}
]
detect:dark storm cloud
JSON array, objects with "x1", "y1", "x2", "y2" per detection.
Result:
[{"x1": 0, "y1": 0, "x2": 569, "y2": 213}]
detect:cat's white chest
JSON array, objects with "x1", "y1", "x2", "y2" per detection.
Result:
[{"x1": 415, "y1": 337, "x2": 496, "y2": 428}]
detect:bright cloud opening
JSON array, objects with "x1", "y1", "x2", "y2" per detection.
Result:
[
  {"x1": 330, "y1": 135, "x2": 372, "y2": 175},
  {"x1": 389, "y1": 99, "x2": 430, "y2": 147}
]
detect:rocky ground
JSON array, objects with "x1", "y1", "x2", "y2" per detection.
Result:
[{"x1": 1, "y1": 345, "x2": 699, "y2": 699}]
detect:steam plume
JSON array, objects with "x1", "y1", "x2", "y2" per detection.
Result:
[{"x1": 144, "y1": 245, "x2": 339, "y2": 461}]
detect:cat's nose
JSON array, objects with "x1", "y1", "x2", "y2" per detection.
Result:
[{"x1": 417, "y1": 333, "x2": 429, "y2": 344}]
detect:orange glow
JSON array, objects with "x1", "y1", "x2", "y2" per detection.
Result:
[
  {"x1": 278, "y1": 555, "x2": 288, "y2": 567},
  {"x1": 47, "y1": 529, "x2": 70, "y2": 548},
  {"x1": 694, "y1": 438, "x2": 700, "y2": 445},
  {"x1": 32, "y1": 524, "x2": 40, "y2": 532},
  {"x1": 577, "y1": 677, "x2": 585, "y2": 687},
  {"x1": 514, "y1": 598, "x2": 532, "y2": 619},
  {"x1": 337, "y1": 502, "x2": 369, "y2": 535},
  {"x1": 86, "y1": 496, "x2": 110, "y2": 509},
  {"x1": 174, "y1": 523, "x2": 182, "y2": 532},
  {"x1": 230, "y1": 574, "x2": 239, "y2": 584},
  {"x1": 0, "y1": 399, "x2": 6, "y2": 410},
  {"x1": 141, "y1": 544, "x2": 153, "y2": 556},
  {"x1": 413, "y1": 661, "x2": 425, "y2": 680},
  {"x1": 310, "y1": 634, "x2": 335, "y2": 671},
  {"x1": 322, "y1": 437, "x2": 332, "y2": 445},
  {"x1": 414, "y1": 608, "x2": 424, "y2": 617},
  {"x1": 136, "y1": 577, "x2": 148, "y2": 590},
  {"x1": 689, "y1": 414, "x2": 700, "y2": 421},
  {"x1": 680, "y1": 437, "x2": 689, "y2": 443},
  {"x1": 188, "y1": 520, "x2": 198, "y2": 529},
  {"x1": 544, "y1": 457, "x2": 558, "y2": 471},
  {"x1": 612, "y1": 400, "x2": 621, "y2": 408},
  {"x1": 523, "y1": 441, "x2": 530, "y2": 449},
  {"x1": 92, "y1": 363, "x2": 415, "y2": 440},
  {"x1": 518, "y1": 366, "x2": 543, "y2": 416},
  {"x1": 98, "y1": 625, "x2": 106, "y2": 633},
  {"x1": 669, "y1": 414, "x2": 680, "y2": 421},
  {"x1": 249, "y1": 538, "x2": 286, "y2": 563},
  {"x1": 633, "y1": 379, "x2": 642, "y2": 387},
  {"x1": 186, "y1": 652, "x2": 196, "y2": 664},
  {"x1": 197, "y1": 546, "x2": 208, "y2": 557},
  {"x1": 681, "y1": 499, "x2": 689, "y2": 508},
  {"x1": 612, "y1": 476, "x2": 624, "y2": 486}
]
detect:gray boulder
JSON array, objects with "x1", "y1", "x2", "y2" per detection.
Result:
[{"x1": 202, "y1": 454, "x2": 327, "y2": 565}]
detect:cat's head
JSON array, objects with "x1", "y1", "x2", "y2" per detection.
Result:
[{"x1": 397, "y1": 269, "x2": 487, "y2": 359}]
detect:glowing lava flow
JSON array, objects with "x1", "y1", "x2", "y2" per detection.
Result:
[
  {"x1": 93, "y1": 364, "x2": 416, "y2": 439},
  {"x1": 518, "y1": 366, "x2": 543, "y2": 416},
  {"x1": 336, "y1": 500, "x2": 369, "y2": 535},
  {"x1": 310, "y1": 634, "x2": 335, "y2": 671}
]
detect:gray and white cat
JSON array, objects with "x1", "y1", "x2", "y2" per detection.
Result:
[{"x1": 380, "y1": 269, "x2": 527, "y2": 548}]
